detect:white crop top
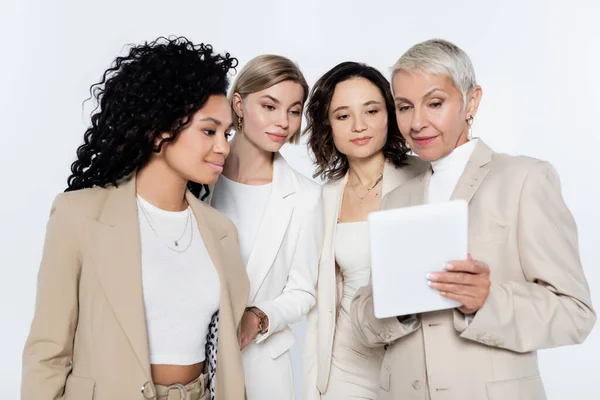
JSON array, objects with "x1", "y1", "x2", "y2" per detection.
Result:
[{"x1": 137, "y1": 195, "x2": 220, "y2": 365}]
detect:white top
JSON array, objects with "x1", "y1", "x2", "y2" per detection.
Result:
[
  {"x1": 427, "y1": 139, "x2": 478, "y2": 204},
  {"x1": 334, "y1": 221, "x2": 371, "y2": 313},
  {"x1": 137, "y1": 195, "x2": 220, "y2": 365},
  {"x1": 211, "y1": 175, "x2": 272, "y2": 265},
  {"x1": 426, "y1": 139, "x2": 477, "y2": 325}
]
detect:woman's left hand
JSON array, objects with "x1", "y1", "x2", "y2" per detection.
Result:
[
  {"x1": 427, "y1": 254, "x2": 491, "y2": 315},
  {"x1": 240, "y1": 310, "x2": 261, "y2": 350}
]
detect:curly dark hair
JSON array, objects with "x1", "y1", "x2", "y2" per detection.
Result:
[
  {"x1": 66, "y1": 36, "x2": 238, "y2": 199},
  {"x1": 304, "y1": 62, "x2": 410, "y2": 181}
]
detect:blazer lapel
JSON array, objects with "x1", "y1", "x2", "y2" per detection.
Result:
[
  {"x1": 409, "y1": 168, "x2": 433, "y2": 206},
  {"x1": 186, "y1": 191, "x2": 232, "y2": 308},
  {"x1": 382, "y1": 160, "x2": 416, "y2": 198},
  {"x1": 87, "y1": 176, "x2": 152, "y2": 380},
  {"x1": 328, "y1": 173, "x2": 348, "y2": 223},
  {"x1": 450, "y1": 140, "x2": 493, "y2": 203},
  {"x1": 246, "y1": 154, "x2": 295, "y2": 303},
  {"x1": 187, "y1": 192, "x2": 248, "y2": 400},
  {"x1": 320, "y1": 175, "x2": 347, "y2": 309}
]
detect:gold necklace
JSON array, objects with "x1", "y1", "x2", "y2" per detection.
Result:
[
  {"x1": 349, "y1": 173, "x2": 383, "y2": 204},
  {"x1": 137, "y1": 199, "x2": 193, "y2": 252}
]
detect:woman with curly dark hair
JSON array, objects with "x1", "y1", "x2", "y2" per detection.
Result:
[
  {"x1": 302, "y1": 62, "x2": 428, "y2": 399},
  {"x1": 21, "y1": 37, "x2": 249, "y2": 400}
]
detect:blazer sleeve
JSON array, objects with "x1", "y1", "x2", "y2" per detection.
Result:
[
  {"x1": 254, "y1": 188, "x2": 325, "y2": 342},
  {"x1": 458, "y1": 161, "x2": 596, "y2": 352},
  {"x1": 230, "y1": 221, "x2": 245, "y2": 343},
  {"x1": 351, "y1": 281, "x2": 421, "y2": 347},
  {"x1": 22, "y1": 194, "x2": 81, "y2": 400}
]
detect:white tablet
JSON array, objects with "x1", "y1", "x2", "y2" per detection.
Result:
[{"x1": 368, "y1": 200, "x2": 468, "y2": 319}]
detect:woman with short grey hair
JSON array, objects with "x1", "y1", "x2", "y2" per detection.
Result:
[{"x1": 351, "y1": 39, "x2": 595, "y2": 400}]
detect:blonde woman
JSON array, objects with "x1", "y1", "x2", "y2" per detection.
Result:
[{"x1": 209, "y1": 55, "x2": 324, "y2": 400}]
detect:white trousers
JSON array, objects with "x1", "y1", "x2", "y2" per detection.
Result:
[
  {"x1": 242, "y1": 340, "x2": 295, "y2": 400},
  {"x1": 321, "y1": 309, "x2": 384, "y2": 399}
]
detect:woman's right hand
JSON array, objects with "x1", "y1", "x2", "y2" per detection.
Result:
[{"x1": 239, "y1": 310, "x2": 261, "y2": 350}]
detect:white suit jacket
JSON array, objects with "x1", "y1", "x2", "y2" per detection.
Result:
[
  {"x1": 303, "y1": 156, "x2": 428, "y2": 399},
  {"x1": 210, "y1": 153, "x2": 324, "y2": 360}
]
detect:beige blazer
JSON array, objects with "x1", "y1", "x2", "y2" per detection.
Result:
[
  {"x1": 303, "y1": 156, "x2": 428, "y2": 399},
  {"x1": 21, "y1": 176, "x2": 249, "y2": 400},
  {"x1": 351, "y1": 140, "x2": 595, "y2": 400}
]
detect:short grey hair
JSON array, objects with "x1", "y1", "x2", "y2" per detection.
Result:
[{"x1": 392, "y1": 39, "x2": 477, "y2": 104}]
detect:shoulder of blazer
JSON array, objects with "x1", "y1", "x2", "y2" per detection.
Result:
[
  {"x1": 489, "y1": 151, "x2": 547, "y2": 170},
  {"x1": 55, "y1": 185, "x2": 111, "y2": 221},
  {"x1": 487, "y1": 149, "x2": 554, "y2": 186}
]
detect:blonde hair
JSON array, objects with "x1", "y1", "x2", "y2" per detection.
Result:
[
  {"x1": 392, "y1": 39, "x2": 477, "y2": 105},
  {"x1": 230, "y1": 54, "x2": 309, "y2": 143}
]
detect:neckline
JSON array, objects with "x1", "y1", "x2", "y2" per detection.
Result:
[
  {"x1": 136, "y1": 195, "x2": 190, "y2": 217},
  {"x1": 220, "y1": 174, "x2": 273, "y2": 188},
  {"x1": 431, "y1": 138, "x2": 478, "y2": 173}
]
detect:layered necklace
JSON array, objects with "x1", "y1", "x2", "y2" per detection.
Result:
[
  {"x1": 137, "y1": 197, "x2": 194, "y2": 253},
  {"x1": 349, "y1": 168, "x2": 384, "y2": 204}
]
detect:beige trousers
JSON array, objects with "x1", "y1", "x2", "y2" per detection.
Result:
[{"x1": 153, "y1": 372, "x2": 209, "y2": 400}]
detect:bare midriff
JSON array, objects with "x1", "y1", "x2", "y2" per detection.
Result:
[{"x1": 151, "y1": 362, "x2": 205, "y2": 386}]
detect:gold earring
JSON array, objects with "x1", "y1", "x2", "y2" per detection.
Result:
[
  {"x1": 237, "y1": 117, "x2": 243, "y2": 132},
  {"x1": 467, "y1": 115, "x2": 474, "y2": 140}
]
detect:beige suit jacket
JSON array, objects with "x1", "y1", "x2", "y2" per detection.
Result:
[
  {"x1": 303, "y1": 156, "x2": 428, "y2": 399},
  {"x1": 351, "y1": 141, "x2": 595, "y2": 400},
  {"x1": 22, "y1": 175, "x2": 249, "y2": 400}
]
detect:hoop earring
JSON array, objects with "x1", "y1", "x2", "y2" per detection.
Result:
[
  {"x1": 237, "y1": 117, "x2": 243, "y2": 132},
  {"x1": 467, "y1": 115, "x2": 474, "y2": 140}
]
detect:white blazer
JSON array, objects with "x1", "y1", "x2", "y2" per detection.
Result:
[
  {"x1": 209, "y1": 153, "x2": 324, "y2": 360},
  {"x1": 303, "y1": 157, "x2": 428, "y2": 399}
]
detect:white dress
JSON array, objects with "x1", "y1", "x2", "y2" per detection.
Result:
[{"x1": 322, "y1": 221, "x2": 384, "y2": 399}]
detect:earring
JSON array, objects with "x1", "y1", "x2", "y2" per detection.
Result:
[
  {"x1": 467, "y1": 115, "x2": 474, "y2": 140},
  {"x1": 237, "y1": 117, "x2": 243, "y2": 132}
]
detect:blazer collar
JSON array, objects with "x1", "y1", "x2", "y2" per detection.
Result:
[
  {"x1": 272, "y1": 152, "x2": 296, "y2": 198},
  {"x1": 407, "y1": 139, "x2": 494, "y2": 206},
  {"x1": 245, "y1": 153, "x2": 296, "y2": 302},
  {"x1": 99, "y1": 174, "x2": 229, "y2": 237},
  {"x1": 449, "y1": 139, "x2": 493, "y2": 203},
  {"x1": 324, "y1": 159, "x2": 409, "y2": 215},
  {"x1": 97, "y1": 174, "x2": 137, "y2": 226},
  {"x1": 326, "y1": 160, "x2": 410, "y2": 199},
  {"x1": 382, "y1": 160, "x2": 416, "y2": 197}
]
